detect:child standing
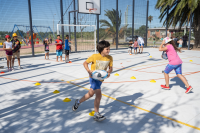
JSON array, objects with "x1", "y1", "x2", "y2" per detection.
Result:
[
  {"x1": 159, "y1": 37, "x2": 193, "y2": 94},
  {"x1": 44, "y1": 39, "x2": 50, "y2": 59},
  {"x1": 55, "y1": 35, "x2": 63, "y2": 62},
  {"x1": 72, "y1": 40, "x2": 113, "y2": 121},
  {"x1": 128, "y1": 40, "x2": 133, "y2": 55},
  {"x1": 64, "y1": 35, "x2": 71, "y2": 63},
  {"x1": 133, "y1": 39, "x2": 138, "y2": 55},
  {"x1": 3, "y1": 35, "x2": 14, "y2": 71},
  {"x1": 177, "y1": 38, "x2": 183, "y2": 52}
]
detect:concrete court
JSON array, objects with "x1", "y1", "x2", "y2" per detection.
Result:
[{"x1": 0, "y1": 48, "x2": 200, "y2": 133}]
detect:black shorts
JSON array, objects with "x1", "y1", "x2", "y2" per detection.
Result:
[{"x1": 65, "y1": 50, "x2": 69, "y2": 55}]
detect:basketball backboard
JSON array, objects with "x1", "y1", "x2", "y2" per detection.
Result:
[{"x1": 78, "y1": 0, "x2": 101, "y2": 15}]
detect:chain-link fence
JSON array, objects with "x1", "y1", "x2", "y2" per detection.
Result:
[{"x1": 0, "y1": 0, "x2": 165, "y2": 59}]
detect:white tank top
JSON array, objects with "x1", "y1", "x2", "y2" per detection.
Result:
[{"x1": 4, "y1": 41, "x2": 12, "y2": 49}]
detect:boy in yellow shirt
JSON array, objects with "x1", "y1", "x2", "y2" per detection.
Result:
[{"x1": 72, "y1": 40, "x2": 113, "y2": 121}]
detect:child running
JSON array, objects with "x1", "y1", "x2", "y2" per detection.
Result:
[
  {"x1": 159, "y1": 37, "x2": 193, "y2": 94},
  {"x1": 72, "y1": 40, "x2": 113, "y2": 121},
  {"x1": 177, "y1": 38, "x2": 183, "y2": 53},
  {"x1": 44, "y1": 39, "x2": 50, "y2": 59},
  {"x1": 3, "y1": 35, "x2": 14, "y2": 72},
  {"x1": 133, "y1": 39, "x2": 138, "y2": 55},
  {"x1": 128, "y1": 40, "x2": 133, "y2": 55},
  {"x1": 64, "y1": 35, "x2": 71, "y2": 63},
  {"x1": 55, "y1": 35, "x2": 63, "y2": 62}
]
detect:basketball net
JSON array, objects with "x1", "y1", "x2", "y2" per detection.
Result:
[{"x1": 89, "y1": 8, "x2": 97, "y2": 14}]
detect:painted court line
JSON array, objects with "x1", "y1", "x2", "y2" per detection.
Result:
[{"x1": 68, "y1": 82, "x2": 200, "y2": 131}]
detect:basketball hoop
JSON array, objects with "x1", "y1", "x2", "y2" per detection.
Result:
[{"x1": 89, "y1": 8, "x2": 97, "y2": 13}]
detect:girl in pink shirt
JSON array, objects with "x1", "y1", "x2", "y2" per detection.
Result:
[{"x1": 159, "y1": 37, "x2": 193, "y2": 94}]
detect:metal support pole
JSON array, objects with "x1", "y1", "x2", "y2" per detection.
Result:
[
  {"x1": 74, "y1": 0, "x2": 77, "y2": 52},
  {"x1": 166, "y1": 5, "x2": 169, "y2": 37},
  {"x1": 132, "y1": 0, "x2": 135, "y2": 41},
  {"x1": 188, "y1": 13, "x2": 192, "y2": 50},
  {"x1": 69, "y1": 12, "x2": 71, "y2": 41},
  {"x1": 145, "y1": 0, "x2": 149, "y2": 47},
  {"x1": 97, "y1": 15, "x2": 99, "y2": 43},
  {"x1": 28, "y1": 0, "x2": 34, "y2": 56},
  {"x1": 60, "y1": 0, "x2": 64, "y2": 41},
  {"x1": 116, "y1": 0, "x2": 118, "y2": 50}
]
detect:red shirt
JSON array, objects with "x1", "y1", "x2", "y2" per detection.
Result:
[{"x1": 55, "y1": 39, "x2": 63, "y2": 50}]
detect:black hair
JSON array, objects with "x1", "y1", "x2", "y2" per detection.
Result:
[
  {"x1": 135, "y1": 39, "x2": 137, "y2": 41},
  {"x1": 97, "y1": 40, "x2": 110, "y2": 54},
  {"x1": 129, "y1": 40, "x2": 132, "y2": 42},
  {"x1": 66, "y1": 35, "x2": 69, "y2": 37},
  {"x1": 57, "y1": 35, "x2": 60, "y2": 36}
]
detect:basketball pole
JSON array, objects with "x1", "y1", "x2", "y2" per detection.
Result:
[
  {"x1": 145, "y1": 0, "x2": 149, "y2": 47},
  {"x1": 116, "y1": 0, "x2": 118, "y2": 50},
  {"x1": 97, "y1": 15, "x2": 99, "y2": 44},
  {"x1": 28, "y1": 0, "x2": 34, "y2": 56}
]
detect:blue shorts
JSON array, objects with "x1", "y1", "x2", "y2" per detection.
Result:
[
  {"x1": 179, "y1": 44, "x2": 182, "y2": 48},
  {"x1": 56, "y1": 50, "x2": 62, "y2": 56},
  {"x1": 164, "y1": 64, "x2": 182, "y2": 75},
  {"x1": 139, "y1": 43, "x2": 144, "y2": 47},
  {"x1": 134, "y1": 47, "x2": 137, "y2": 50},
  {"x1": 90, "y1": 77, "x2": 102, "y2": 90}
]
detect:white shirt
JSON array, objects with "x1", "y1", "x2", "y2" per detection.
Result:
[
  {"x1": 4, "y1": 41, "x2": 12, "y2": 49},
  {"x1": 137, "y1": 37, "x2": 144, "y2": 44}
]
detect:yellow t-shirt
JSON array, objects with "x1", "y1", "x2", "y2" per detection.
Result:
[{"x1": 86, "y1": 53, "x2": 113, "y2": 71}]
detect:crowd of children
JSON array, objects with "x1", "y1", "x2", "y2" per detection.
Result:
[{"x1": 128, "y1": 36, "x2": 144, "y2": 55}]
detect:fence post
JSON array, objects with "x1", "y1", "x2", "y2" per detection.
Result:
[
  {"x1": 116, "y1": 0, "x2": 118, "y2": 50},
  {"x1": 60, "y1": 0, "x2": 64, "y2": 45},
  {"x1": 28, "y1": 0, "x2": 34, "y2": 56},
  {"x1": 132, "y1": 0, "x2": 135, "y2": 41},
  {"x1": 97, "y1": 15, "x2": 99, "y2": 44},
  {"x1": 188, "y1": 12, "x2": 192, "y2": 50},
  {"x1": 145, "y1": 0, "x2": 149, "y2": 47},
  {"x1": 74, "y1": 0, "x2": 77, "y2": 52},
  {"x1": 166, "y1": 5, "x2": 169, "y2": 37}
]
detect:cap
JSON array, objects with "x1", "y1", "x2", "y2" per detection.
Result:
[{"x1": 5, "y1": 35, "x2": 11, "y2": 38}]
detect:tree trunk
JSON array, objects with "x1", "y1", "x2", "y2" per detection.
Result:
[
  {"x1": 113, "y1": 37, "x2": 116, "y2": 45},
  {"x1": 193, "y1": 3, "x2": 200, "y2": 48}
]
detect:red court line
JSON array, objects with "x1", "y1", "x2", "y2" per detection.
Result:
[{"x1": 103, "y1": 71, "x2": 200, "y2": 83}]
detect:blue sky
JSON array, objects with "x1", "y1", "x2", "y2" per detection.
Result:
[{"x1": 0, "y1": 0, "x2": 164, "y2": 32}]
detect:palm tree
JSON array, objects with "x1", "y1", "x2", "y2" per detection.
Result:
[
  {"x1": 148, "y1": 15, "x2": 153, "y2": 28},
  {"x1": 100, "y1": 9, "x2": 127, "y2": 45},
  {"x1": 155, "y1": 0, "x2": 200, "y2": 48}
]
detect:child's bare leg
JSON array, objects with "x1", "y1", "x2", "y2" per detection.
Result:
[
  {"x1": 45, "y1": 53, "x2": 46, "y2": 59},
  {"x1": 164, "y1": 72, "x2": 170, "y2": 87},
  {"x1": 94, "y1": 89, "x2": 102, "y2": 113},
  {"x1": 60, "y1": 56, "x2": 63, "y2": 61},
  {"x1": 56, "y1": 56, "x2": 58, "y2": 62},
  {"x1": 47, "y1": 53, "x2": 49, "y2": 59},
  {"x1": 177, "y1": 74, "x2": 189, "y2": 88},
  {"x1": 65, "y1": 55, "x2": 67, "y2": 62},
  {"x1": 79, "y1": 88, "x2": 95, "y2": 103}
]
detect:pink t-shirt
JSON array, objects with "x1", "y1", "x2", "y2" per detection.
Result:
[
  {"x1": 166, "y1": 44, "x2": 182, "y2": 65},
  {"x1": 133, "y1": 41, "x2": 138, "y2": 47}
]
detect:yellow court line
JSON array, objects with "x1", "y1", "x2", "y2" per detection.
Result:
[
  {"x1": 68, "y1": 81, "x2": 200, "y2": 131},
  {"x1": 69, "y1": 77, "x2": 89, "y2": 82}
]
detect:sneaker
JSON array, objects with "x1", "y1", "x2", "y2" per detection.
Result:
[
  {"x1": 185, "y1": 86, "x2": 193, "y2": 94},
  {"x1": 161, "y1": 85, "x2": 170, "y2": 90},
  {"x1": 7, "y1": 68, "x2": 10, "y2": 72},
  {"x1": 93, "y1": 113, "x2": 106, "y2": 122},
  {"x1": 12, "y1": 67, "x2": 15, "y2": 71},
  {"x1": 18, "y1": 66, "x2": 23, "y2": 69},
  {"x1": 68, "y1": 61, "x2": 72, "y2": 63},
  {"x1": 72, "y1": 99, "x2": 80, "y2": 111}
]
